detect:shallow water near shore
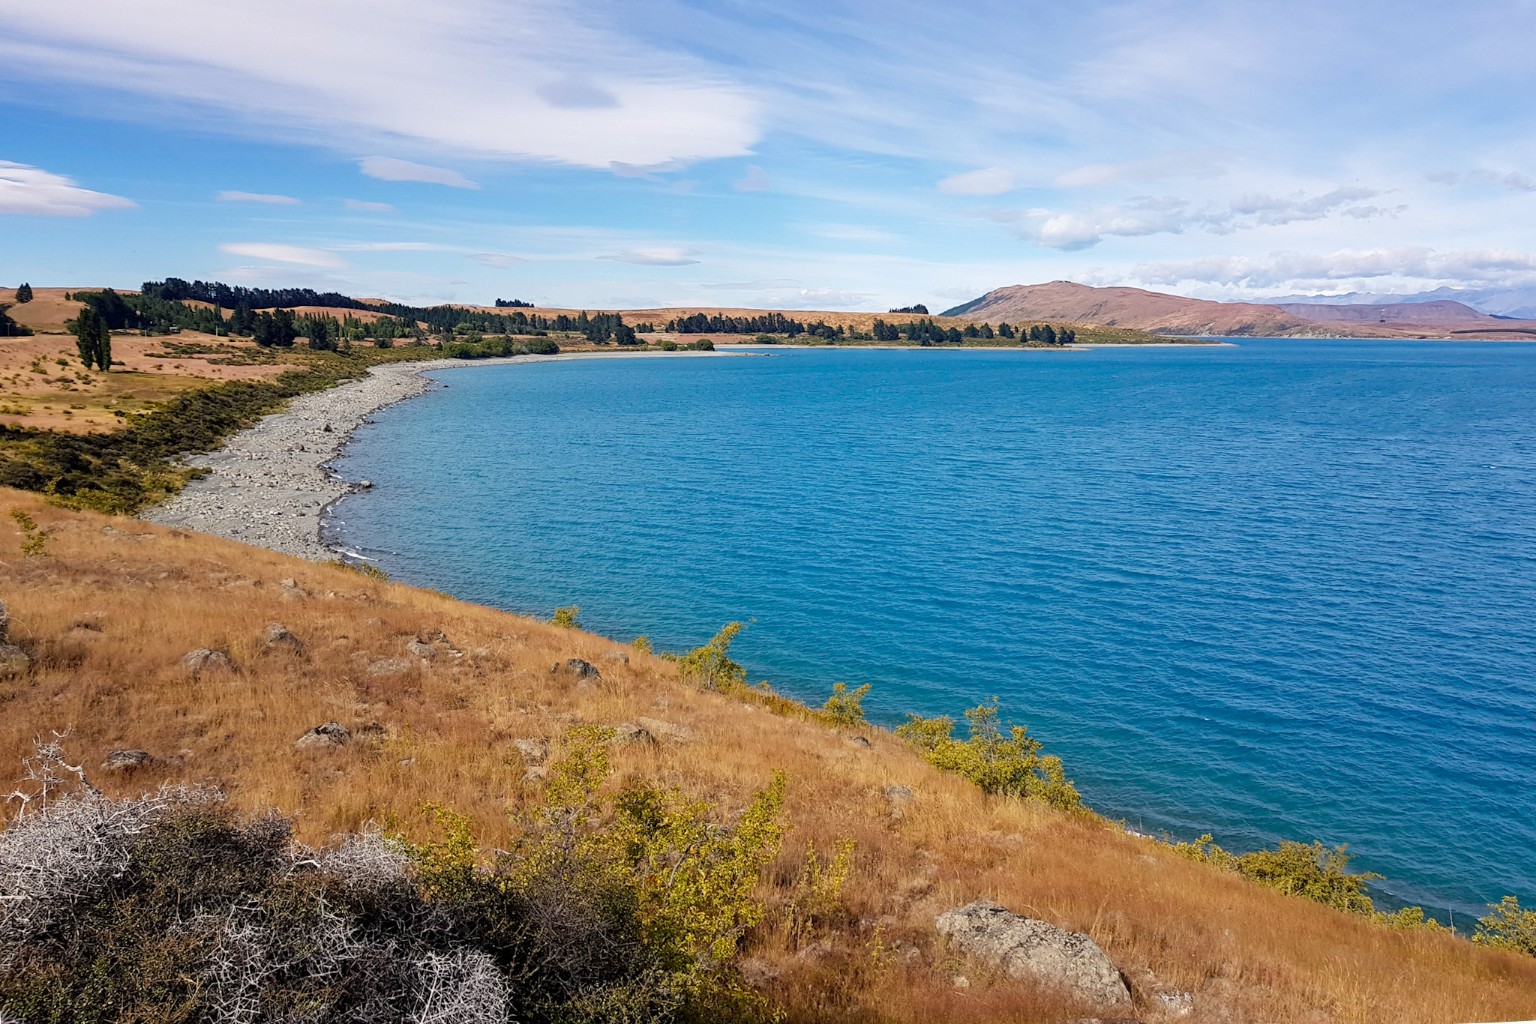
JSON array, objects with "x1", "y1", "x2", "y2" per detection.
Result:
[{"x1": 330, "y1": 339, "x2": 1536, "y2": 915}]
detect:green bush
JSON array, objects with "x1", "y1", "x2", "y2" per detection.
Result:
[
  {"x1": 819, "y1": 682, "x2": 870, "y2": 726},
  {"x1": 0, "y1": 734, "x2": 787, "y2": 1023},
  {"x1": 668, "y1": 623, "x2": 747, "y2": 691},
  {"x1": 896, "y1": 698, "x2": 1081, "y2": 811},
  {"x1": 1174, "y1": 833, "x2": 1409, "y2": 920},
  {"x1": 551, "y1": 605, "x2": 581, "y2": 629},
  {"x1": 1474, "y1": 896, "x2": 1536, "y2": 956}
]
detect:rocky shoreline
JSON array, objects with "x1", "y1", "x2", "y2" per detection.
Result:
[{"x1": 141, "y1": 352, "x2": 721, "y2": 561}]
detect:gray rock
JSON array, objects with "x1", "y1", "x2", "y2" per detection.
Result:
[
  {"x1": 0, "y1": 599, "x2": 8, "y2": 641},
  {"x1": 406, "y1": 638, "x2": 436, "y2": 660},
  {"x1": 600, "y1": 651, "x2": 630, "y2": 666},
  {"x1": 264, "y1": 623, "x2": 304, "y2": 651},
  {"x1": 635, "y1": 717, "x2": 692, "y2": 742},
  {"x1": 367, "y1": 657, "x2": 414, "y2": 677},
  {"x1": 1154, "y1": 990, "x2": 1194, "y2": 1016},
  {"x1": 513, "y1": 738, "x2": 549, "y2": 762},
  {"x1": 935, "y1": 900, "x2": 1131, "y2": 1007},
  {"x1": 0, "y1": 643, "x2": 29, "y2": 679},
  {"x1": 614, "y1": 723, "x2": 658, "y2": 746},
  {"x1": 884, "y1": 785, "x2": 915, "y2": 819},
  {"x1": 296, "y1": 722, "x2": 351, "y2": 750},
  {"x1": 551, "y1": 658, "x2": 601, "y2": 682},
  {"x1": 181, "y1": 648, "x2": 233, "y2": 678},
  {"x1": 101, "y1": 749, "x2": 154, "y2": 771}
]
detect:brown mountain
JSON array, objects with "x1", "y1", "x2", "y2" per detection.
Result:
[{"x1": 944, "y1": 282, "x2": 1536, "y2": 339}]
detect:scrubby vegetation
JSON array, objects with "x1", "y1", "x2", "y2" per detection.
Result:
[
  {"x1": 896, "y1": 700, "x2": 1082, "y2": 811},
  {"x1": 1475, "y1": 897, "x2": 1536, "y2": 956},
  {"x1": 0, "y1": 735, "x2": 787, "y2": 1023}
]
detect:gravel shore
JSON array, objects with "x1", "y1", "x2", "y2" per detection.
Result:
[{"x1": 142, "y1": 352, "x2": 719, "y2": 561}]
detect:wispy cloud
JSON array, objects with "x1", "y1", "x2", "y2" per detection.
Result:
[
  {"x1": 1009, "y1": 186, "x2": 1384, "y2": 250},
  {"x1": 597, "y1": 247, "x2": 701, "y2": 266},
  {"x1": 734, "y1": 165, "x2": 770, "y2": 191},
  {"x1": 1134, "y1": 248, "x2": 1536, "y2": 290},
  {"x1": 0, "y1": 0, "x2": 759, "y2": 169},
  {"x1": 219, "y1": 242, "x2": 346, "y2": 268},
  {"x1": 343, "y1": 198, "x2": 395, "y2": 213},
  {"x1": 937, "y1": 167, "x2": 1015, "y2": 197},
  {"x1": 359, "y1": 157, "x2": 478, "y2": 190},
  {"x1": 471, "y1": 252, "x2": 526, "y2": 268},
  {"x1": 217, "y1": 190, "x2": 300, "y2": 205},
  {"x1": 0, "y1": 160, "x2": 134, "y2": 217}
]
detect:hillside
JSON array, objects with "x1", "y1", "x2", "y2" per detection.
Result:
[
  {"x1": 945, "y1": 282, "x2": 1536, "y2": 339},
  {"x1": 3, "y1": 489, "x2": 1535, "y2": 1022}
]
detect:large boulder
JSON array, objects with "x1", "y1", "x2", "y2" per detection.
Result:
[
  {"x1": 935, "y1": 900, "x2": 1131, "y2": 1007},
  {"x1": 181, "y1": 648, "x2": 234, "y2": 678},
  {"x1": 295, "y1": 722, "x2": 351, "y2": 751}
]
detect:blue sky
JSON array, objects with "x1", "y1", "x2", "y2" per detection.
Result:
[{"x1": 2, "y1": 0, "x2": 1535, "y2": 310}]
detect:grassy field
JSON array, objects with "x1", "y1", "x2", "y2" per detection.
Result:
[{"x1": 3, "y1": 488, "x2": 1535, "y2": 1023}]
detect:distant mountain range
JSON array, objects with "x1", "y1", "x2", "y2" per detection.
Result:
[
  {"x1": 942, "y1": 282, "x2": 1536, "y2": 339},
  {"x1": 1265, "y1": 287, "x2": 1536, "y2": 319}
]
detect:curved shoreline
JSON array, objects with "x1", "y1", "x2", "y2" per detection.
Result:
[{"x1": 141, "y1": 351, "x2": 726, "y2": 560}]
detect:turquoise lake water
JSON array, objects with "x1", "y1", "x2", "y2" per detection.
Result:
[{"x1": 330, "y1": 340, "x2": 1536, "y2": 915}]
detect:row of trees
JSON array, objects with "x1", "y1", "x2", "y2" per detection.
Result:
[
  {"x1": 14, "y1": 283, "x2": 33, "y2": 303},
  {"x1": 869, "y1": 318, "x2": 1076, "y2": 345}
]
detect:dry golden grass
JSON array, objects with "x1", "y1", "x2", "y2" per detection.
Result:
[
  {"x1": 0, "y1": 332, "x2": 295, "y2": 434},
  {"x1": 1, "y1": 488, "x2": 1533, "y2": 1023}
]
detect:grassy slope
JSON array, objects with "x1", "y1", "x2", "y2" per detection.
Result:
[{"x1": 2, "y1": 489, "x2": 1534, "y2": 1024}]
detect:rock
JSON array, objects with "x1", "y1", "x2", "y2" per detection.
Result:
[
  {"x1": 406, "y1": 637, "x2": 437, "y2": 660},
  {"x1": 355, "y1": 480, "x2": 373, "y2": 490},
  {"x1": 280, "y1": 578, "x2": 310, "y2": 599},
  {"x1": 884, "y1": 785, "x2": 915, "y2": 819},
  {"x1": 847, "y1": 735, "x2": 872, "y2": 748},
  {"x1": 0, "y1": 599, "x2": 8, "y2": 641},
  {"x1": 935, "y1": 900, "x2": 1131, "y2": 1007},
  {"x1": 523, "y1": 765, "x2": 548, "y2": 782},
  {"x1": 952, "y1": 975, "x2": 971, "y2": 991},
  {"x1": 367, "y1": 657, "x2": 414, "y2": 677},
  {"x1": 635, "y1": 717, "x2": 692, "y2": 742},
  {"x1": 181, "y1": 648, "x2": 233, "y2": 678},
  {"x1": 551, "y1": 658, "x2": 601, "y2": 682},
  {"x1": 295, "y1": 722, "x2": 350, "y2": 750},
  {"x1": 322, "y1": 423, "x2": 334, "y2": 432},
  {"x1": 0, "y1": 643, "x2": 29, "y2": 678},
  {"x1": 264, "y1": 623, "x2": 304, "y2": 651},
  {"x1": 1154, "y1": 990, "x2": 1194, "y2": 1016},
  {"x1": 513, "y1": 738, "x2": 550, "y2": 762},
  {"x1": 101, "y1": 749, "x2": 155, "y2": 771},
  {"x1": 738, "y1": 957, "x2": 781, "y2": 989},
  {"x1": 420, "y1": 629, "x2": 448, "y2": 644},
  {"x1": 600, "y1": 651, "x2": 630, "y2": 666},
  {"x1": 614, "y1": 723, "x2": 658, "y2": 746}
]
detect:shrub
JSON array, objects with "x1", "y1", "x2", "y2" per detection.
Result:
[
  {"x1": 685, "y1": 339, "x2": 715, "y2": 352},
  {"x1": 1474, "y1": 896, "x2": 1536, "y2": 956},
  {"x1": 551, "y1": 605, "x2": 581, "y2": 629},
  {"x1": 658, "y1": 340, "x2": 679, "y2": 351},
  {"x1": 896, "y1": 698, "x2": 1081, "y2": 811},
  {"x1": 0, "y1": 734, "x2": 787, "y2": 1023},
  {"x1": 9, "y1": 508, "x2": 47, "y2": 557},
  {"x1": 1175, "y1": 832, "x2": 1396, "y2": 919},
  {"x1": 669, "y1": 623, "x2": 747, "y2": 691},
  {"x1": 631, "y1": 636, "x2": 654, "y2": 654},
  {"x1": 819, "y1": 682, "x2": 870, "y2": 727}
]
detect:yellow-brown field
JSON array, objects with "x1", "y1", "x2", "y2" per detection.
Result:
[{"x1": 2, "y1": 489, "x2": 1533, "y2": 1023}]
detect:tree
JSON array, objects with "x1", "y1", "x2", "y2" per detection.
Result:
[
  {"x1": 15, "y1": 282, "x2": 33, "y2": 303},
  {"x1": 0, "y1": 304, "x2": 30, "y2": 337},
  {"x1": 71, "y1": 306, "x2": 111, "y2": 370},
  {"x1": 252, "y1": 309, "x2": 298, "y2": 348}
]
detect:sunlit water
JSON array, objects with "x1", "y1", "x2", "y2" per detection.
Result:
[{"x1": 331, "y1": 340, "x2": 1536, "y2": 915}]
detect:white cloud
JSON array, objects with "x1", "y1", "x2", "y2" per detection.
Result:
[
  {"x1": 0, "y1": 0, "x2": 759, "y2": 169},
  {"x1": 1013, "y1": 186, "x2": 1386, "y2": 250},
  {"x1": 735, "y1": 165, "x2": 770, "y2": 191},
  {"x1": 937, "y1": 167, "x2": 1015, "y2": 197},
  {"x1": 333, "y1": 241, "x2": 452, "y2": 253},
  {"x1": 1054, "y1": 151, "x2": 1227, "y2": 189},
  {"x1": 219, "y1": 242, "x2": 346, "y2": 268},
  {"x1": 597, "y1": 247, "x2": 701, "y2": 266},
  {"x1": 0, "y1": 160, "x2": 134, "y2": 216},
  {"x1": 1133, "y1": 248, "x2": 1536, "y2": 291},
  {"x1": 343, "y1": 198, "x2": 395, "y2": 213},
  {"x1": 471, "y1": 252, "x2": 526, "y2": 268},
  {"x1": 359, "y1": 157, "x2": 478, "y2": 190},
  {"x1": 217, "y1": 189, "x2": 300, "y2": 205}
]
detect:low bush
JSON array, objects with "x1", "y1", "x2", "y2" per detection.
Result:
[
  {"x1": 819, "y1": 682, "x2": 870, "y2": 726},
  {"x1": 668, "y1": 623, "x2": 747, "y2": 692},
  {"x1": 1475, "y1": 897, "x2": 1536, "y2": 956},
  {"x1": 896, "y1": 698, "x2": 1081, "y2": 811},
  {"x1": 0, "y1": 734, "x2": 788, "y2": 1023}
]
